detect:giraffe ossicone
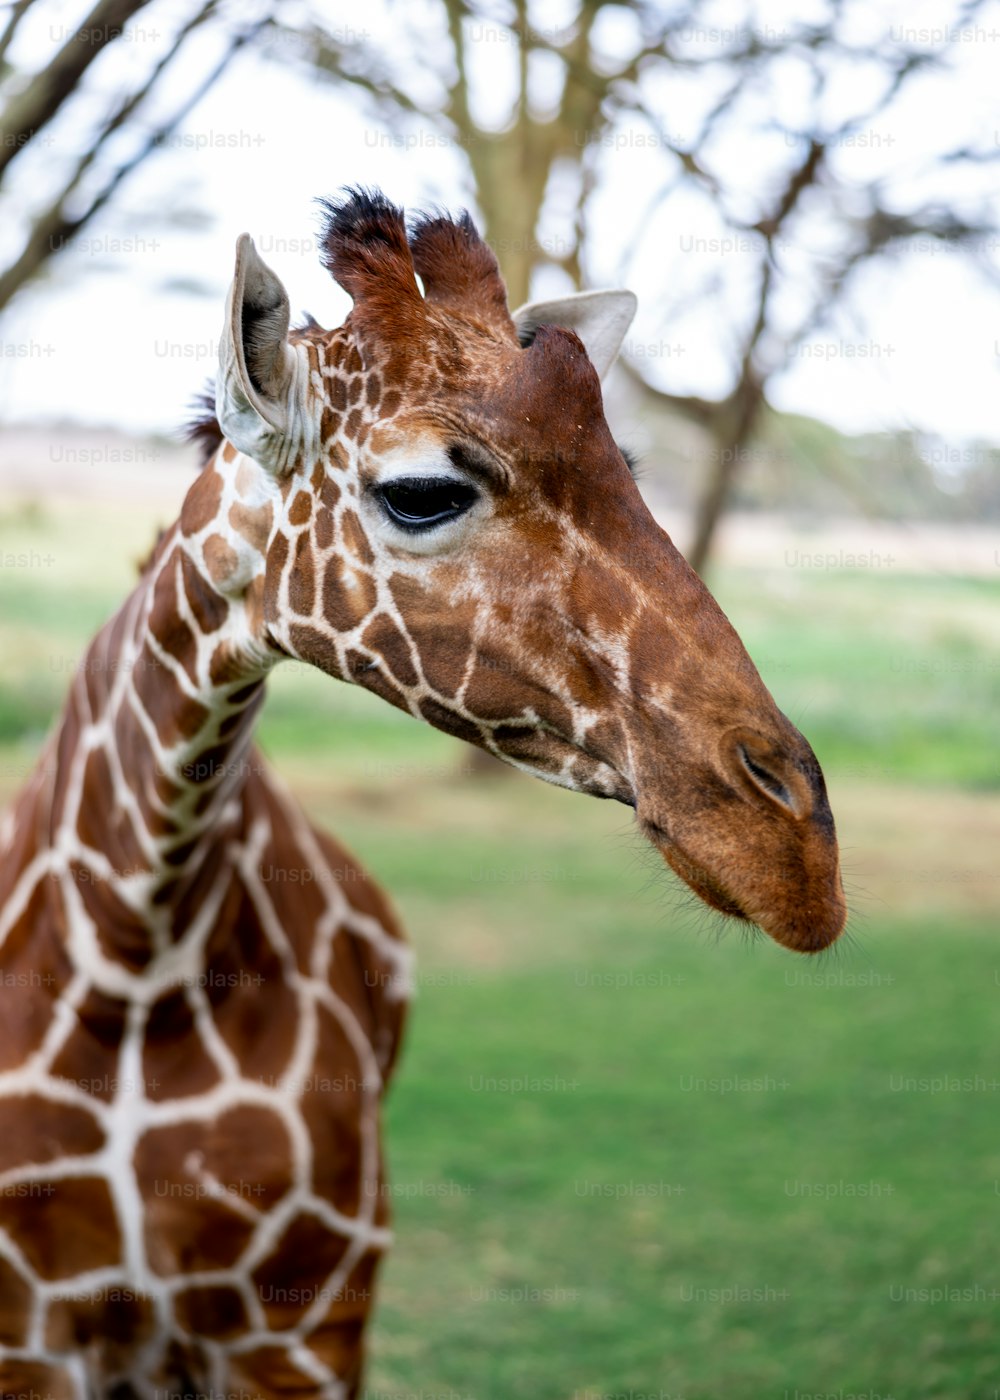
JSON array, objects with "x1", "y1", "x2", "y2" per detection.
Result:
[{"x1": 0, "y1": 187, "x2": 845, "y2": 1396}]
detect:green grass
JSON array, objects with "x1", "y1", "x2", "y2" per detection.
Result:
[
  {"x1": 373, "y1": 922, "x2": 1000, "y2": 1398},
  {"x1": 712, "y1": 566, "x2": 1000, "y2": 790},
  {"x1": 1, "y1": 497, "x2": 999, "y2": 1395},
  {"x1": 295, "y1": 770, "x2": 999, "y2": 1399},
  {"x1": 293, "y1": 765, "x2": 998, "y2": 1399}
]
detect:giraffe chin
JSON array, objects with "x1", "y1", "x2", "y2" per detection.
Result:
[{"x1": 643, "y1": 824, "x2": 844, "y2": 956}]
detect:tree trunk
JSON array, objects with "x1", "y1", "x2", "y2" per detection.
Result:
[
  {"x1": 687, "y1": 382, "x2": 765, "y2": 576},
  {"x1": 687, "y1": 439, "x2": 740, "y2": 577}
]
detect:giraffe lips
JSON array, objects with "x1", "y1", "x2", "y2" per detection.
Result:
[
  {"x1": 641, "y1": 822, "x2": 750, "y2": 921},
  {"x1": 641, "y1": 818, "x2": 847, "y2": 953}
]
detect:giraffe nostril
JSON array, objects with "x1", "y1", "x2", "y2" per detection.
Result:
[{"x1": 737, "y1": 744, "x2": 796, "y2": 812}]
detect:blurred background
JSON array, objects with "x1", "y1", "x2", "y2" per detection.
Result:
[{"x1": 1, "y1": 0, "x2": 999, "y2": 1394}]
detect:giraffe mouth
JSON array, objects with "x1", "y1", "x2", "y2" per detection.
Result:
[
  {"x1": 641, "y1": 821, "x2": 751, "y2": 921},
  {"x1": 641, "y1": 819, "x2": 848, "y2": 954}
]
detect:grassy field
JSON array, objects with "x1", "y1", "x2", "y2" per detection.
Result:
[{"x1": 1, "y1": 494, "x2": 999, "y2": 1398}]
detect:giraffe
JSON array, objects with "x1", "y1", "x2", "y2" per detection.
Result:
[{"x1": 0, "y1": 189, "x2": 846, "y2": 1395}]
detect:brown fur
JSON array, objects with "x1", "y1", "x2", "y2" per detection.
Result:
[{"x1": 408, "y1": 209, "x2": 516, "y2": 340}]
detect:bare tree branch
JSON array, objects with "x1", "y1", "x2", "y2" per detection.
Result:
[
  {"x1": 0, "y1": 0, "x2": 152, "y2": 179},
  {"x1": 0, "y1": 0, "x2": 36, "y2": 73},
  {"x1": 0, "y1": 8, "x2": 257, "y2": 313}
]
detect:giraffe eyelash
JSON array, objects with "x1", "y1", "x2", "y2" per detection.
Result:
[{"x1": 371, "y1": 475, "x2": 480, "y2": 532}]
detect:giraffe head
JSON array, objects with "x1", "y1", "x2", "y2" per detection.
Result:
[{"x1": 209, "y1": 189, "x2": 845, "y2": 953}]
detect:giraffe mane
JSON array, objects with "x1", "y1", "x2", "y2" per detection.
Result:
[
  {"x1": 134, "y1": 524, "x2": 169, "y2": 577},
  {"x1": 184, "y1": 384, "x2": 224, "y2": 469},
  {"x1": 183, "y1": 307, "x2": 327, "y2": 470}
]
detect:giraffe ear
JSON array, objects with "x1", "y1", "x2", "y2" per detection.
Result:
[
  {"x1": 216, "y1": 234, "x2": 312, "y2": 474},
  {"x1": 512, "y1": 289, "x2": 638, "y2": 380}
]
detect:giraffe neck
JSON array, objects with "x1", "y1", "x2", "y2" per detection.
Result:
[{"x1": 47, "y1": 443, "x2": 284, "y2": 963}]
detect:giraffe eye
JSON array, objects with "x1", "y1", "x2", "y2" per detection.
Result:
[{"x1": 375, "y1": 476, "x2": 479, "y2": 532}]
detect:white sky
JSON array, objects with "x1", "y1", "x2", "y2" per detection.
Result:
[{"x1": 1, "y1": 0, "x2": 999, "y2": 448}]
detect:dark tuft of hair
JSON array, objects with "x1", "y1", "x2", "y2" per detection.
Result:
[
  {"x1": 408, "y1": 208, "x2": 491, "y2": 270},
  {"x1": 408, "y1": 205, "x2": 514, "y2": 336},
  {"x1": 318, "y1": 185, "x2": 405, "y2": 254},
  {"x1": 185, "y1": 383, "x2": 223, "y2": 468},
  {"x1": 294, "y1": 310, "x2": 327, "y2": 337},
  {"x1": 136, "y1": 526, "x2": 169, "y2": 577},
  {"x1": 317, "y1": 186, "x2": 416, "y2": 302},
  {"x1": 618, "y1": 443, "x2": 642, "y2": 480}
]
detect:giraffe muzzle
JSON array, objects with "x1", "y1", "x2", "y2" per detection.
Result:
[{"x1": 641, "y1": 817, "x2": 847, "y2": 953}]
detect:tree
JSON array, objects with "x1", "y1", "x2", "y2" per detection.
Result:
[
  {"x1": 3, "y1": 0, "x2": 997, "y2": 569},
  {"x1": 272, "y1": 0, "x2": 1000, "y2": 570},
  {"x1": 0, "y1": 0, "x2": 263, "y2": 314},
  {"x1": 605, "y1": 16, "x2": 999, "y2": 571},
  {"x1": 279, "y1": 0, "x2": 674, "y2": 305}
]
